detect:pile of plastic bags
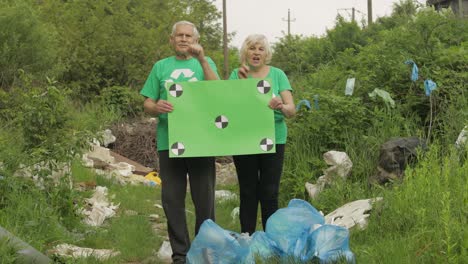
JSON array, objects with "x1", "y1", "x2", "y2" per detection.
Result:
[{"x1": 187, "y1": 199, "x2": 354, "y2": 263}]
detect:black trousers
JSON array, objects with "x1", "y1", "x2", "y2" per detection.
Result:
[
  {"x1": 158, "y1": 151, "x2": 216, "y2": 263},
  {"x1": 233, "y1": 144, "x2": 285, "y2": 235}
]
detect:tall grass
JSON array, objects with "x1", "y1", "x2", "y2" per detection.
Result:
[{"x1": 352, "y1": 144, "x2": 467, "y2": 263}]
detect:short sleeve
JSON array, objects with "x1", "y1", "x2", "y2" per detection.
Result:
[
  {"x1": 140, "y1": 63, "x2": 161, "y2": 100},
  {"x1": 206, "y1": 57, "x2": 220, "y2": 79},
  {"x1": 277, "y1": 69, "x2": 292, "y2": 93},
  {"x1": 228, "y1": 69, "x2": 240, "y2": 80}
]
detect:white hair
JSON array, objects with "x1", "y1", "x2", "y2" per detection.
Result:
[
  {"x1": 239, "y1": 34, "x2": 272, "y2": 64},
  {"x1": 171, "y1": 21, "x2": 200, "y2": 39}
]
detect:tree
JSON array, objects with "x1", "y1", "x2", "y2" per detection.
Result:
[{"x1": 0, "y1": 2, "x2": 59, "y2": 89}]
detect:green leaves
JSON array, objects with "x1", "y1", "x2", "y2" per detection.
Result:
[{"x1": 0, "y1": 2, "x2": 59, "y2": 88}]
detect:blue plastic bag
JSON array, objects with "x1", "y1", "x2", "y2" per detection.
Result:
[
  {"x1": 188, "y1": 200, "x2": 355, "y2": 263},
  {"x1": 296, "y1": 99, "x2": 311, "y2": 111},
  {"x1": 265, "y1": 199, "x2": 324, "y2": 256},
  {"x1": 404, "y1": 60, "x2": 419, "y2": 81},
  {"x1": 187, "y1": 220, "x2": 248, "y2": 264},
  {"x1": 424, "y1": 79, "x2": 437, "y2": 96},
  {"x1": 244, "y1": 231, "x2": 280, "y2": 263},
  {"x1": 309, "y1": 225, "x2": 355, "y2": 263}
]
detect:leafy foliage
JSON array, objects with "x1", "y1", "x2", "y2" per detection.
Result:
[
  {"x1": 0, "y1": 2, "x2": 60, "y2": 88},
  {"x1": 0, "y1": 0, "x2": 466, "y2": 262},
  {"x1": 36, "y1": 0, "x2": 223, "y2": 99},
  {"x1": 99, "y1": 86, "x2": 143, "y2": 118}
]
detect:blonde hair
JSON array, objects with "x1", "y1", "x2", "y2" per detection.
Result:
[
  {"x1": 239, "y1": 34, "x2": 272, "y2": 64},
  {"x1": 171, "y1": 21, "x2": 200, "y2": 39}
]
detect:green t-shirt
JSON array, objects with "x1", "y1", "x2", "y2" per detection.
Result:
[
  {"x1": 140, "y1": 56, "x2": 219, "y2": 151},
  {"x1": 229, "y1": 66, "x2": 292, "y2": 144}
]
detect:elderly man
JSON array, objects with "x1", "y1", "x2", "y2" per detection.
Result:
[{"x1": 140, "y1": 20, "x2": 219, "y2": 264}]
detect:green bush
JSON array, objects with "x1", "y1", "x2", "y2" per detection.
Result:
[
  {"x1": 353, "y1": 145, "x2": 468, "y2": 263},
  {"x1": 0, "y1": 2, "x2": 60, "y2": 88},
  {"x1": 99, "y1": 85, "x2": 143, "y2": 118},
  {"x1": 281, "y1": 94, "x2": 368, "y2": 200}
]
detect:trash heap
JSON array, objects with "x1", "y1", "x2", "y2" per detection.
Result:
[{"x1": 187, "y1": 199, "x2": 355, "y2": 263}]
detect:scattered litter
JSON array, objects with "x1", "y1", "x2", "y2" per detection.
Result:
[
  {"x1": 455, "y1": 126, "x2": 467, "y2": 148},
  {"x1": 51, "y1": 243, "x2": 119, "y2": 260},
  {"x1": 75, "y1": 181, "x2": 97, "y2": 191},
  {"x1": 93, "y1": 129, "x2": 117, "y2": 147},
  {"x1": 306, "y1": 151, "x2": 353, "y2": 199},
  {"x1": 126, "y1": 174, "x2": 149, "y2": 185},
  {"x1": 149, "y1": 214, "x2": 160, "y2": 221},
  {"x1": 81, "y1": 186, "x2": 119, "y2": 226},
  {"x1": 87, "y1": 145, "x2": 115, "y2": 164},
  {"x1": 345, "y1": 78, "x2": 355, "y2": 96},
  {"x1": 109, "y1": 162, "x2": 135, "y2": 177},
  {"x1": 370, "y1": 137, "x2": 426, "y2": 185},
  {"x1": 305, "y1": 182, "x2": 321, "y2": 199},
  {"x1": 424, "y1": 79, "x2": 437, "y2": 96},
  {"x1": 404, "y1": 60, "x2": 419, "y2": 81},
  {"x1": 152, "y1": 223, "x2": 166, "y2": 231},
  {"x1": 187, "y1": 220, "x2": 248, "y2": 264},
  {"x1": 323, "y1": 151, "x2": 353, "y2": 179},
  {"x1": 325, "y1": 198, "x2": 383, "y2": 229},
  {"x1": 81, "y1": 154, "x2": 94, "y2": 168},
  {"x1": 296, "y1": 99, "x2": 311, "y2": 111},
  {"x1": 215, "y1": 190, "x2": 237, "y2": 201},
  {"x1": 157, "y1": 241, "x2": 172, "y2": 263},
  {"x1": 154, "y1": 203, "x2": 163, "y2": 209},
  {"x1": 145, "y1": 171, "x2": 162, "y2": 186},
  {"x1": 124, "y1": 210, "x2": 138, "y2": 216},
  {"x1": 188, "y1": 199, "x2": 354, "y2": 263},
  {"x1": 230, "y1": 207, "x2": 239, "y2": 221},
  {"x1": 369, "y1": 88, "x2": 395, "y2": 108},
  {"x1": 13, "y1": 162, "x2": 70, "y2": 187}
]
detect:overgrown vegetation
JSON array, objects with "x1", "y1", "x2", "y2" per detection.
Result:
[{"x1": 0, "y1": 0, "x2": 466, "y2": 263}]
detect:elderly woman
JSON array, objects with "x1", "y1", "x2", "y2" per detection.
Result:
[{"x1": 229, "y1": 34, "x2": 296, "y2": 235}]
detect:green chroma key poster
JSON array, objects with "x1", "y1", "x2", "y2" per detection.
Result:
[{"x1": 167, "y1": 78, "x2": 275, "y2": 158}]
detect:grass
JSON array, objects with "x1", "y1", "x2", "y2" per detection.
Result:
[
  {"x1": 1, "y1": 138, "x2": 466, "y2": 264},
  {"x1": 350, "y1": 145, "x2": 468, "y2": 263},
  {"x1": 0, "y1": 238, "x2": 17, "y2": 264}
]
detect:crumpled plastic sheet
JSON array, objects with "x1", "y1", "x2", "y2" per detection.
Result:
[
  {"x1": 369, "y1": 88, "x2": 395, "y2": 108},
  {"x1": 82, "y1": 186, "x2": 119, "y2": 226},
  {"x1": 52, "y1": 243, "x2": 119, "y2": 260}
]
